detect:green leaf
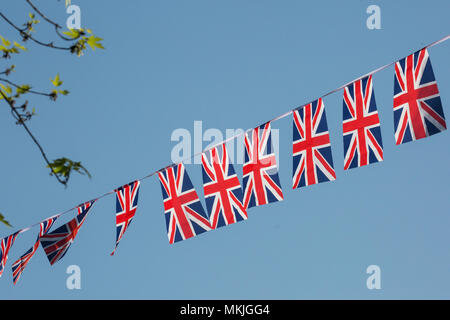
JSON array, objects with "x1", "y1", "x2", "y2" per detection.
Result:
[
  {"x1": 72, "y1": 161, "x2": 92, "y2": 178},
  {"x1": 16, "y1": 84, "x2": 31, "y2": 95},
  {"x1": 50, "y1": 74, "x2": 63, "y2": 87},
  {"x1": 0, "y1": 35, "x2": 11, "y2": 47},
  {"x1": 0, "y1": 213, "x2": 12, "y2": 228},
  {"x1": 47, "y1": 157, "x2": 92, "y2": 184},
  {"x1": 29, "y1": 13, "x2": 35, "y2": 19},
  {"x1": 52, "y1": 165, "x2": 64, "y2": 173},
  {"x1": 86, "y1": 35, "x2": 104, "y2": 50},
  {"x1": 62, "y1": 28, "x2": 80, "y2": 39},
  {"x1": 58, "y1": 89, "x2": 69, "y2": 96},
  {"x1": 0, "y1": 83, "x2": 13, "y2": 94},
  {"x1": 8, "y1": 47, "x2": 20, "y2": 54}
]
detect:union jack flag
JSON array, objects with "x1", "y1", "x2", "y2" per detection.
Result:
[
  {"x1": 11, "y1": 217, "x2": 58, "y2": 284},
  {"x1": 394, "y1": 48, "x2": 446, "y2": 144},
  {"x1": 158, "y1": 163, "x2": 211, "y2": 244},
  {"x1": 77, "y1": 201, "x2": 93, "y2": 215},
  {"x1": 0, "y1": 231, "x2": 19, "y2": 278},
  {"x1": 40, "y1": 201, "x2": 95, "y2": 265},
  {"x1": 343, "y1": 75, "x2": 384, "y2": 170},
  {"x1": 243, "y1": 122, "x2": 283, "y2": 209},
  {"x1": 293, "y1": 98, "x2": 336, "y2": 188},
  {"x1": 111, "y1": 181, "x2": 140, "y2": 255},
  {"x1": 201, "y1": 143, "x2": 247, "y2": 229}
]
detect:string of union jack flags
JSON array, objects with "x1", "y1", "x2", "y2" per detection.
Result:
[{"x1": 0, "y1": 35, "x2": 448, "y2": 285}]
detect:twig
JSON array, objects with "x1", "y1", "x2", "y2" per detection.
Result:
[
  {"x1": 0, "y1": 77, "x2": 52, "y2": 97},
  {"x1": 25, "y1": 0, "x2": 62, "y2": 28},
  {"x1": 0, "y1": 90, "x2": 66, "y2": 185},
  {"x1": 25, "y1": 0, "x2": 77, "y2": 42},
  {"x1": 0, "y1": 65, "x2": 15, "y2": 76},
  {"x1": 0, "y1": 11, "x2": 70, "y2": 51}
]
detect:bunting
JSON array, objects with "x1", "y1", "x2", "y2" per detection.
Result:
[
  {"x1": 111, "y1": 181, "x2": 140, "y2": 255},
  {"x1": 293, "y1": 98, "x2": 336, "y2": 188},
  {"x1": 0, "y1": 232, "x2": 19, "y2": 278},
  {"x1": 393, "y1": 48, "x2": 447, "y2": 144},
  {"x1": 40, "y1": 201, "x2": 95, "y2": 265},
  {"x1": 158, "y1": 163, "x2": 211, "y2": 244},
  {"x1": 201, "y1": 143, "x2": 248, "y2": 229},
  {"x1": 343, "y1": 75, "x2": 384, "y2": 169},
  {"x1": 11, "y1": 217, "x2": 58, "y2": 285},
  {"x1": 243, "y1": 122, "x2": 283, "y2": 209},
  {"x1": 0, "y1": 36, "x2": 448, "y2": 285}
]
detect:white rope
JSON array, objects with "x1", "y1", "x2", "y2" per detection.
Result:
[{"x1": 10, "y1": 34, "x2": 450, "y2": 237}]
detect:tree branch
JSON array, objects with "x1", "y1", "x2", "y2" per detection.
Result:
[
  {"x1": 0, "y1": 90, "x2": 66, "y2": 185},
  {"x1": 0, "y1": 65, "x2": 15, "y2": 76},
  {"x1": 0, "y1": 77, "x2": 52, "y2": 97},
  {"x1": 25, "y1": 0, "x2": 78, "y2": 42},
  {"x1": 0, "y1": 11, "x2": 71, "y2": 51},
  {"x1": 25, "y1": 0, "x2": 62, "y2": 28}
]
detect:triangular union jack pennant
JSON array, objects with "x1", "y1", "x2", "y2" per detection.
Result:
[
  {"x1": 243, "y1": 122, "x2": 283, "y2": 209},
  {"x1": 394, "y1": 48, "x2": 446, "y2": 144},
  {"x1": 201, "y1": 143, "x2": 248, "y2": 229},
  {"x1": 158, "y1": 163, "x2": 211, "y2": 244},
  {"x1": 12, "y1": 216, "x2": 58, "y2": 285},
  {"x1": 293, "y1": 98, "x2": 336, "y2": 188},
  {"x1": 0, "y1": 231, "x2": 20, "y2": 278},
  {"x1": 40, "y1": 200, "x2": 95, "y2": 265},
  {"x1": 77, "y1": 201, "x2": 94, "y2": 215},
  {"x1": 343, "y1": 75, "x2": 384, "y2": 170},
  {"x1": 111, "y1": 181, "x2": 140, "y2": 255}
]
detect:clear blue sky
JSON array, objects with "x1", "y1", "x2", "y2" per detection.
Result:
[{"x1": 0, "y1": 0, "x2": 449, "y2": 299}]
